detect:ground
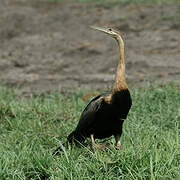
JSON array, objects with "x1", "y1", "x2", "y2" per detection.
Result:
[{"x1": 0, "y1": 0, "x2": 180, "y2": 95}]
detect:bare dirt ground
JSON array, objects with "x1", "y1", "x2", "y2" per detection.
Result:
[{"x1": 0, "y1": 0, "x2": 180, "y2": 95}]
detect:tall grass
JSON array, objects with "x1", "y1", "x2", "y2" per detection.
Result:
[
  {"x1": 49, "y1": 0, "x2": 180, "y2": 5},
  {"x1": 77, "y1": 0, "x2": 179, "y2": 3},
  {"x1": 0, "y1": 83, "x2": 179, "y2": 179}
]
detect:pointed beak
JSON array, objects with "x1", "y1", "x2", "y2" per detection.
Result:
[{"x1": 90, "y1": 26, "x2": 109, "y2": 34}]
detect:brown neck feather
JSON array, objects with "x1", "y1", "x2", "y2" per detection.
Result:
[{"x1": 112, "y1": 35, "x2": 128, "y2": 94}]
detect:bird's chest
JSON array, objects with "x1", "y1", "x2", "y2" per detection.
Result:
[
  {"x1": 112, "y1": 91, "x2": 132, "y2": 112},
  {"x1": 96, "y1": 104, "x2": 119, "y2": 123}
]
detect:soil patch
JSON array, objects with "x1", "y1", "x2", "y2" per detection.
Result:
[{"x1": 0, "y1": 0, "x2": 180, "y2": 95}]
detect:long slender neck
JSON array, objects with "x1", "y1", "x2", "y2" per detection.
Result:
[{"x1": 112, "y1": 35, "x2": 128, "y2": 94}]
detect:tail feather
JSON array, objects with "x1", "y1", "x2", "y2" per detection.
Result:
[
  {"x1": 53, "y1": 131, "x2": 85, "y2": 155},
  {"x1": 67, "y1": 130, "x2": 85, "y2": 144}
]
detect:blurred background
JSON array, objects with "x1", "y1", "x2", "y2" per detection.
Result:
[{"x1": 0, "y1": 0, "x2": 180, "y2": 95}]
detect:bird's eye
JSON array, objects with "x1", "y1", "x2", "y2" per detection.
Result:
[{"x1": 109, "y1": 28, "x2": 112, "y2": 31}]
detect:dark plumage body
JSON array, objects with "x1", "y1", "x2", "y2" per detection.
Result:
[
  {"x1": 54, "y1": 26, "x2": 132, "y2": 153},
  {"x1": 68, "y1": 90, "x2": 132, "y2": 144}
]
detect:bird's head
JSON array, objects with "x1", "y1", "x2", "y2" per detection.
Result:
[{"x1": 90, "y1": 26, "x2": 121, "y2": 40}]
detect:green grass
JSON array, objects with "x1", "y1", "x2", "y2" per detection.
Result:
[
  {"x1": 0, "y1": 83, "x2": 180, "y2": 179},
  {"x1": 49, "y1": 0, "x2": 180, "y2": 5},
  {"x1": 77, "y1": 0, "x2": 179, "y2": 3}
]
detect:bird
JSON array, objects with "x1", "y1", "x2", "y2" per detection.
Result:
[{"x1": 55, "y1": 26, "x2": 132, "y2": 153}]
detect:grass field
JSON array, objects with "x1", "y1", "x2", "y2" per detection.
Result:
[
  {"x1": 0, "y1": 83, "x2": 180, "y2": 179},
  {"x1": 78, "y1": 0, "x2": 179, "y2": 3},
  {"x1": 50, "y1": 0, "x2": 180, "y2": 5}
]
